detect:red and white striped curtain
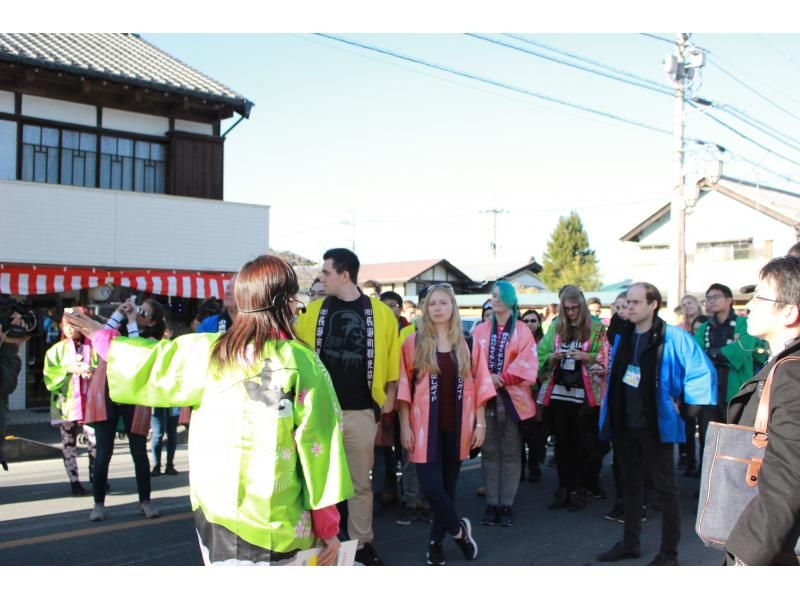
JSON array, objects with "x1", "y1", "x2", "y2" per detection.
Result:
[{"x1": 0, "y1": 264, "x2": 231, "y2": 299}]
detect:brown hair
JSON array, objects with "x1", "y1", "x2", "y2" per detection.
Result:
[
  {"x1": 556, "y1": 285, "x2": 592, "y2": 343},
  {"x1": 209, "y1": 255, "x2": 299, "y2": 373}
]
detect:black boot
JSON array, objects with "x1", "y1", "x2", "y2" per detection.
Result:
[{"x1": 71, "y1": 481, "x2": 87, "y2": 496}]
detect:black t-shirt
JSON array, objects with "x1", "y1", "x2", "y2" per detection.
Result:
[
  {"x1": 319, "y1": 297, "x2": 372, "y2": 411},
  {"x1": 623, "y1": 330, "x2": 649, "y2": 429},
  {"x1": 437, "y1": 352, "x2": 458, "y2": 433}
]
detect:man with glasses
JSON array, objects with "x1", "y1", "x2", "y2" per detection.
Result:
[
  {"x1": 596, "y1": 282, "x2": 715, "y2": 565},
  {"x1": 723, "y1": 257, "x2": 800, "y2": 565},
  {"x1": 694, "y1": 283, "x2": 764, "y2": 467}
]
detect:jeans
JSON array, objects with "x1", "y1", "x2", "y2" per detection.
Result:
[
  {"x1": 151, "y1": 408, "x2": 179, "y2": 469},
  {"x1": 618, "y1": 428, "x2": 681, "y2": 558},
  {"x1": 92, "y1": 403, "x2": 151, "y2": 504},
  {"x1": 416, "y1": 431, "x2": 462, "y2": 543},
  {"x1": 481, "y1": 399, "x2": 522, "y2": 506}
]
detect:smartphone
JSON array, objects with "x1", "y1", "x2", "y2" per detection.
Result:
[
  {"x1": 64, "y1": 307, "x2": 74, "y2": 314},
  {"x1": 129, "y1": 295, "x2": 137, "y2": 303}
]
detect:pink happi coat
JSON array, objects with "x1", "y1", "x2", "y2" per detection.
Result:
[
  {"x1": 471, "y1": 319, "x2": 539, "y2": 420},
  {"x1": 85, "y1": 359, "x2": 151, "y2": 436},
  {"x1": 398, "y1": 334, "x2": 496, "y2": 464}
]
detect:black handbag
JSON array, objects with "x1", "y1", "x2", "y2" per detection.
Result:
[{"x1": 695, "y1": 356, "x2": 800, "y2": 562}]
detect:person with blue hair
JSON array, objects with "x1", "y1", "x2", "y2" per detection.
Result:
[{"x1": 471, "y1": 281, "x2": 539, "y2": 527}]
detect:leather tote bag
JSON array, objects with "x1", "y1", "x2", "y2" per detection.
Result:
[{"x1": 695, "y1": 356, "x2": 800, "y2": 560}]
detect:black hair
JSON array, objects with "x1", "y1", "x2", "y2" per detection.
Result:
[
  {"x1": 140, "y1": 299, "x2": 166, "y2": 340},
  {"x1": 706, "y1": 283, "x2": 733, "y2": 300},
  {"x1": 418, "y1": 286, "x2": 430, "y2": 303},
  {"x1": 520, "y1": 309, "x2": 544, "y2": 343},
  {"x1": 380, "y1": 291, "x2": 403, "y2": 306},
  {"x1": 788, "y1": 241, "x2": 800, "y2": 258},
  {"x1": 760, "y1": 256, "x2": 800, "y2": 306},
  {"x1": 323, "y1": 248, "x2": 360, "y2": 284}
]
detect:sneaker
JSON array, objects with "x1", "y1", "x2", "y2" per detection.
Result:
[
  {"x1": 396, "y1": 506, "x2": 417, "y2": 527},
  {"x1": 426, "y1": 541, "x2": 445, "y2": 566},
  {"x1": 355, "y1": 543, "x2": 385, "y2": 566},
  {"x1": 596, "y1": 541, "x2": 641, "y2": 562},
  {"x1": 497, "y1": 506, "x2": 513, "y2": 527},
  {"x1": 585, "y1": 485, "x2": 607, "y2": 499},
  {"x1": 604, "y1": 502, "x2": 624, "y2": 521},
  {"x1": 71, "y1": 481, "x2": 87, "y2": 496},
  {"x1": 648, "y1": 553, "x2": 679, "y2": 566},
  {"x1": 567, "y1": 491, "x2": 586, "y2": 512},
  {"x1": 480, "y1": 505, "x2": 498, "y2": 526},
  {"x1": 164, "y1": 465, "x2": 179, "y2": 475},
  {"x1": 139, "y1": 501, "x2": 160, "y2": 519},
  {"x1": 151, "y1": 465, "x2": 162, "y2": 476},
  {"x1": 453, "y1": 517, "x2": 478, "y2": 560},
  {"x1": 89, "y1": 504, "x2": 105, "y2": 522},
  {"x1": 616, "y1": 506, "x2": 647, "y2": 524}
]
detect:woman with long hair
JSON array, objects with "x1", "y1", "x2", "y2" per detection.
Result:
[
  {"x1": 679, "y1": 295, "x2": 705, "y2": 333},
  {"x1": 471, "y1": 282, "x2": 538, "y2": 527},
  {"x1": 538, "y1": 285, "x2": 609, "y2": 511},
  {"x1": 43, "y1": 307, "x2": 97, "y2": 496},
  {"x1": 65, "y1": 255, "x2": 352, "y2": 565},
  {"x1": 397, "y1": 283, "x2": 493, "y2": 565}
]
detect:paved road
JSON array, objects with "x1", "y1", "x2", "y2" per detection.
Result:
[{"x1": 0, "y1": 444, "x2": 723, "y2": 566}]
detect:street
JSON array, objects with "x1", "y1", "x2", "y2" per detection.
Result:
[{"x1": 0, "y1": 442, "x2": 723, "y2": 566}]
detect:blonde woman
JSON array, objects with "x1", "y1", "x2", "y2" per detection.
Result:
[{"x1": 397, "y1": 283, "x2": 494, "y2": 565}]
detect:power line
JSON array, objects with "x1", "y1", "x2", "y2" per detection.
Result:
[
  {"x1": 693, "y1": 105, "x2": 800, "y2": 169},
  {"x1": 639, "y1": 33, "x2": 676, "y2": 45},
  {"x1": 703, "y1": 50, "x2": 800, "y2": 107},
  {"x1": 504, "y1": 34, "x2": 673, "y2": 92},
  {"x1": 464, "y1": 33, "x2": 673, "y2": 96},
  {"x1": 693, "y1": 139, "x2": 800, "y2": 187},
  {"x1": 706, "y1": 57, "x2": 800, "y2": 123},
  {"x1": 314, "y1": 33, "x2": 674, "y2": 137},
  {"x1": 755, "y1": 34, "x2": 800, "y2": 74},
  {"x1": 714, "y1": 104, "x2": 800, "y2": 154}
]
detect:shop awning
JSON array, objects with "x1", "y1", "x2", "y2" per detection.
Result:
[{"x1": 0, "y1": 264, "x2": 231, "y2": 300}]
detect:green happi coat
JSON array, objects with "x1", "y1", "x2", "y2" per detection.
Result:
[
  {"x1": 105, "y1": 332, "x2": 353, "y2": 558},
  {"x1": 43, "y1": 338, "x2": 98, "y2": 423}
]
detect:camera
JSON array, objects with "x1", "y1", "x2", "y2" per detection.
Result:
[{"x1": 0, "y1": 295, "x2": 38, "y2": 338}]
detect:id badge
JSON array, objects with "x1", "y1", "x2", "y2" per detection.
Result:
[
  {"x1": 622, "y1": 364, "x2": 641, "y2": 388},
  {"x1": 562, "y1": 357, "x2": 576, "y2": 371}
]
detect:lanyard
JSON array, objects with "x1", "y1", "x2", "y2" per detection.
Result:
[{"x1": 488, "y1": 319, "x2": 511, "y2": 374}]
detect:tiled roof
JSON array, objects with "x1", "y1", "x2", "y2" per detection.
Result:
[
  {"x1": 0, "y1": 33, "x2": 252, "y2": 116},
  {"x1": 358, "y1": 259, "x2": 445, "y2": 283}
]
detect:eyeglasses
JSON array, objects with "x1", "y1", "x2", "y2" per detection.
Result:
[
  {"x1": 703, "y1": 294, "x2": 726, "y2": 305},
  {"x1": 752, "y1": 295, "x2": 785, "y2": 305},
  {"x1": 522, "y1": 318, "x2": 539, "y2": 324},
  {"x1": 137, "y1": 307, "x2": 151, "y2": 318},
  {"x1": 428, "y1": 283, "x2": 454, "y2": 291}
]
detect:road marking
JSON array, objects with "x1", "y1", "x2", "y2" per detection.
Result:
[{"x1": 0, "y1": 511, "x2": 194, "y2": 551}]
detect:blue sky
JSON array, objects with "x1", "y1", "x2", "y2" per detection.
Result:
[{"x1": 142, "y1": 32, "x2": 800, "y2": 284}]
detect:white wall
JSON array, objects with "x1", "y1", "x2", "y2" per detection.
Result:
[
  {"x1": 22, "y1": 95, "x2": 96, "y2": 127},
  {"x1": 0, "y1": 91, "x2": 14, "y2": 114},
  {"x1": 102, "y1": 108, "x2": 168, "y2": 137},
  {"x1": 174, "y1": 119, "x2": 214, "y2": 136},
  {"x1": 0, "y1": 180, "x2": 269, "y2": 272},
  {"x1": 629, "y1": 189, "x2": 796, "y2": 296}
]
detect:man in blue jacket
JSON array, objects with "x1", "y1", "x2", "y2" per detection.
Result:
[{"x1": 596, "y1": 282, "x2": 715, "y2": 565}]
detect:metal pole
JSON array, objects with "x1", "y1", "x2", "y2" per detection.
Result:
[{"x1": 670, "y1": 33, "x2": 688, "y2": 310}]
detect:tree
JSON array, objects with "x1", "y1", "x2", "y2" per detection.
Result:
[{"x1": 540, "y1": 211, "x2": 601, "y2": 292}]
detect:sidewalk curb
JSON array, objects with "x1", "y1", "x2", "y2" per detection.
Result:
[{"x1": 3, "y1": 436, "x2": 62, "y2": 462}]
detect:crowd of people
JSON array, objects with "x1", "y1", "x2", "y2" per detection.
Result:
[{"x1": 6, "y1": 243, "x2": 797, "y2": 566}]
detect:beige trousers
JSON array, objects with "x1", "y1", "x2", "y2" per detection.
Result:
[{"x1": 342, "y1": 408, "x2": 378, "y2": 547}]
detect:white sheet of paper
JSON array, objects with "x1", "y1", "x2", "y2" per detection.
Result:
[{"x1": 291, "y1": 539, "x2": 359, "y2": 566}]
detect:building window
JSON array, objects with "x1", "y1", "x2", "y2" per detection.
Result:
[
  {"x1": 99, "y1": 135, "x2": 166, "y2": 193},
  {"x1": 696, "y1": 239, "x2": 755, "y2": 261},
  {"x1": 20, "y1": 124, "x2": 97, "y2": 187},
  {"x1": 0, "y1": 120, "x2": 16, "y2": 181}
]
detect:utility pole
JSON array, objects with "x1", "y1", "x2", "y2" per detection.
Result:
[
  {"x1": 481, "y1": 209, "x2": 507, "y2": 260},
  {"x1": 341, "y1": 210, "x2": 356, "y2": 252},
  {"x1": 666, "y1": 34, "x2": 689, "y2": 310}
]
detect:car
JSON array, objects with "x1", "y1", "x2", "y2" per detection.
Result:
[{"x1": 461, "y1": 316, "x2": 482, "y2": 337}]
